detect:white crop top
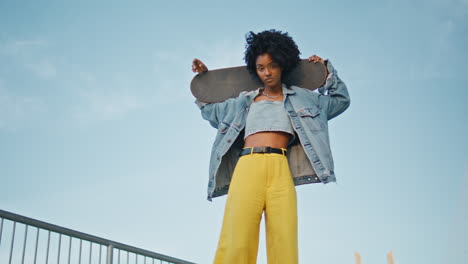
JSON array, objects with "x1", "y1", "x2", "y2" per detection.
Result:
[{"x1": 244, "y1": 100, "x2": 295, "y2": 140}]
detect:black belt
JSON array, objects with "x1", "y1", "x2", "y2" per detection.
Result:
[{"x1": 240, "y1": 147, "x2": 287, "y2": 157}]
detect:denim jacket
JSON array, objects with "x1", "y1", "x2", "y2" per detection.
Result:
[{"x1": 195, "y1": 60, "x2": 350, "y2": 201}]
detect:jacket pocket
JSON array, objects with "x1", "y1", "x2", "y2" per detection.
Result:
[
  {"x1": 218, "y1": 121, "x2": 230, "y2": 134},
  {"x1": 297, "y1": 107, "x2": 324, "y2": 131}
]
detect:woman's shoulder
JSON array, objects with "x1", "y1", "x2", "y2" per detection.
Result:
[
  {"x1": 216, "y1": 87, "x2": 260, "y2": 107},
  {"x1": 287, "y1": 85, "x2": 321, "y2": 106},
  {"x1": 288, "y1": 85, "x2": 319, "y2": 95},
  {"x1": 239, "y1": 87, "x2": 261, "y2": 97}
]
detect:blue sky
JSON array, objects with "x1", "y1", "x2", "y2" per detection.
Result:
[{"x1": 1, "y1": 0, "x2": 467, "y2": 263}]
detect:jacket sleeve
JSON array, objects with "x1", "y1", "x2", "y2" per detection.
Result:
[
  {"x1": 317, "y1": 60, "x2": 351, "y2": 120},
  {"x1": 194, "y1": 98, "x2": 236, "y2": 129}
]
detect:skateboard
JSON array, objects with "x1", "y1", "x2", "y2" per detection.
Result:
[{"x1": 190, "y1": 59, "x2": 328, "y2": 103}]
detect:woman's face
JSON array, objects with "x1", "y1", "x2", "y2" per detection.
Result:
[{"x1": 255, "y1": 53, "x2": 282, "y2": 88}]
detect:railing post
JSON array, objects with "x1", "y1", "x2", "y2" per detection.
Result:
[
  {"x1": 107, "y1": 245, "x2": 114, "y2": 264},
  {"x1": 0, "y1": 218, "x2": 4, "y2": 247},
  {"x1": 9, "y1": 222, "x2": 16, "y2": 264}
]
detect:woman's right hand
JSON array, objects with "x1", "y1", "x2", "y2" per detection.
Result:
[{"x1": 192, "y1": 58, "x2": 208, "y2": 74}]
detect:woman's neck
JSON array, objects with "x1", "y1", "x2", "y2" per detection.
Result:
[{"x1": 263, "y1": 83, "x2": 282, "y2": 94}]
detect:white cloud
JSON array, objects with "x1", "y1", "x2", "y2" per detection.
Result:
[
  {"x1": 0, "y1": 39, "x2": 48, "y2": 55},
  {"x1": 0, "y1": 80, "x2": 46, "y2": 130},
  {"x1": 0, "y1": 37, "x2": 247, "y2": 126},
  {"x1": 25, "y1": 59, "x2": 58, "y2": 80},
  {"x1": 0, "y1": 38, "x2": 58, "y2": 80},
  {"x1": 70, "y1": 72, "x2": 150, "y2": 122},
  {"x1": 151, "y1": 39, "x2": 244, "y2": 104},
  {"x1": 152, "y1": 51, "x2": 197, "y2": 103},
  {"x1": 73, "y1": 91, "x2": 145, "y2": 121}
]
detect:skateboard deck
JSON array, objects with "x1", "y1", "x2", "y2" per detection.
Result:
[{"x1": 191, "y1": 59, "x2": 327, "y2": 103}]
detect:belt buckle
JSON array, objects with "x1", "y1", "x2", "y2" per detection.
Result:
[{"x1": 259, "y1": 146, "x2": 270, "y2": 153}]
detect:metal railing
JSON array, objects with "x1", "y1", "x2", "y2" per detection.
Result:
[{"x1": 0, "y1": 209, "x2": 196, "y2": 264}]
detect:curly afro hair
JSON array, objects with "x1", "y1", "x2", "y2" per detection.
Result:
[{"x1": 244, "y1": 29, "x2": 301, "y2": 81}]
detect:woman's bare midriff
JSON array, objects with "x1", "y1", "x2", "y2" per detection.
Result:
[{"x1": 244, "y1": 131, "x2": 290, "y2": 149}]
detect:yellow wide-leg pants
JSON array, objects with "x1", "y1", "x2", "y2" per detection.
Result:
[{"x1": 213, "y1": 152, "x2": 298, "y2": 264}]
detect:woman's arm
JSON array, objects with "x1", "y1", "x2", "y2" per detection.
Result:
[
  {"x1": 315, "y1": 59, "x2": 350, "y2": 120},
  {"x1": 192, "y1": 58, "x2": 236, "y2": 129},
  {"x1": 196, "y1": 98, "x2": 237, "y2": 129}
]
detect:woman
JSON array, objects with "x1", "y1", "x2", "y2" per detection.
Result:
[{"x1": 192, "y1": 29, "x2": 350, "y2": 264}]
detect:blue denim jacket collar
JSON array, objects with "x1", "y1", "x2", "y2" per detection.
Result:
[{"x1": 245, "y1": 84, "x2": 296, "y2": 102}]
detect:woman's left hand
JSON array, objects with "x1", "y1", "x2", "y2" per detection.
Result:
[
  {"x1": 308, "y1": 55, "x2": 325, "y2": 64},
  {"x1": 308, "y1": 55, "x2": 329, "y2": 82}
]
